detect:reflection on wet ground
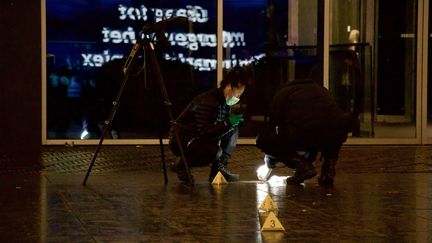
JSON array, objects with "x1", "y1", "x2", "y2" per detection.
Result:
[{"x1": 1, "y1": 145, "x2": 432, "y2": 242}]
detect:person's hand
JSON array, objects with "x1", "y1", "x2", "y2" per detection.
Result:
[{"x1": 228, "y1": 114, "x2": 244, "y2": 127}]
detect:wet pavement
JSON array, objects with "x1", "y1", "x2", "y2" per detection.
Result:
[{"x1": 1, "y1": 145, "x2": 432, "y2": 242}]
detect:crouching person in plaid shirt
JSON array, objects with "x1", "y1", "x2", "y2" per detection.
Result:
[{"x1": 169, "y1": 66, "x2": 253, "y2": 184}]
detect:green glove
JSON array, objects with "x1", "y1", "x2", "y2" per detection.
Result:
[{"x1": 228, "y1": 114, "x2": 244, "y2": 127}]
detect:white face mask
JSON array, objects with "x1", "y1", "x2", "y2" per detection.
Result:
[{"x1": 226, "y1": 96, "x2": 240, "y2": 106}]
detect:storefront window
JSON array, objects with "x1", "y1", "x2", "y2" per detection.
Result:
[
  {"x1": 330, "y1": 0, "x2": 418, "y2": 139},
  {"x1": 46, "y1": 0, "x2": 217, "y2": 140},
  {"x1": 223, "y1": 0, "x2": 320, "y2": 138},
  {"x1": 427, "y1": 0, "x2": 432, "y2": 142}
]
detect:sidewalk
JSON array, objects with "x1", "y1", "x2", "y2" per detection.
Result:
[{"x1": 1, "y1": 145, "x2": 432, "y2": 242}]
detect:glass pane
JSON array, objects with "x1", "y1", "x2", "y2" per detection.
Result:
[
  {"x1": 46, "y1": 0, "x2": 217, "y2": 140},
  {"x1": 427, "y1": 1, "x2": 432, "y2": 141},
  {"x1": 223, "y1": 0, "x2": 320, "y2": 138},
  {"x1": 330, "y1": 0, "x2": 417, "y2": 138}
]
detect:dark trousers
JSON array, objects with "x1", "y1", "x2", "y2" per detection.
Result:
[
  {"x1": 170, "y1": 128, "x2": 239, "y2": 167},
  {"x1": 256, "y1": 126, "x2": 341, "y2": 167},
  {"x1": 256, "y1": 126, "x2": 299, "y2": 168}
]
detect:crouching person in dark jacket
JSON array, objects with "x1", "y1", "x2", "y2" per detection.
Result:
[
  {"x1": 256, "y1": 78, "x2": 351, "y2": 185},
  {"x1": 169, "y1": 66, "x2": 253, "y2": 184}
]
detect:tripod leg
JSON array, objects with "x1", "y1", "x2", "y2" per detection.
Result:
[
  {"x1": 159, "y1": 128, "x2": 168, "y2": 184},
  {"x1": 82, "y1": 75, "x2": 129, "y2": 186},
  {"x1": 156, "y1": 99, "x2": 168, "y2": 183},
  {"x1": 146, "y1": 41, "x2": 194, "y2": 185},
  {"x1": 82, "y1": 119, "x2": 111, "y2": 186}
]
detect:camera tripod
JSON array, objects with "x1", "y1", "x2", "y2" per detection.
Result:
[{"x1": 82, "y1": 17, "x2": 193, "y2": 186}]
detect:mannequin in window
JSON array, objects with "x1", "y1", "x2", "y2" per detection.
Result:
[{"x1": 340, "y1": 29, "x2": 363, "y2": 136}]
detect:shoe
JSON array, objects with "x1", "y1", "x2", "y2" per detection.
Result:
[
  {"x1": 175, "y1": 158, "x2": 194, "y2": 184},
  {"x1": 177, "y1": 169, "x2": 194, "y2": 185},
  {"x1": 209, "y1": 161, "x2": 240, "y2": 182},
  {"x1": 318, "y1": 157, "x2": 336, "y2": 185},
  {"x1": 256, "y1": 165, "x2": 272, "y2": 181},
  {"x1": 256, "y1": 155, "x2": 276, "y2": 181},
  {"x1": 286, "y1": 159, "x2": 317, "y2": 185},
  {"x1": 264, "y1": 154, "x2": 277, "y2": 169}
]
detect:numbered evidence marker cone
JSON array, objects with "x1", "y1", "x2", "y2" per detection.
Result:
[
  {"x1": 261, "y1": 211, "x2": 285, "y2": 232},
  {"x1": 211, "y1": 171, "x2": 228, "y2": 185},
  {"x1": 258, "y1": 195, "x2": 278, "y2": 213}
]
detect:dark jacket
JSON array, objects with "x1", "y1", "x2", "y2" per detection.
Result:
[
  {"x1": 170, "y1": 88, "x2": 234, "y2": 149},
  {"x1": 269, "y1": 79, "x2": 350, "y2": 149}
]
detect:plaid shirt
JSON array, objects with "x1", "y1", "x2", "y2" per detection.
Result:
[{"x1": 216, "y1": 102, "x2": 230, "y2": 123}]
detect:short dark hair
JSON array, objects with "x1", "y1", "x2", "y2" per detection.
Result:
[{"x1": 220, "y1": 65, "x2": 254, "y2": 88}]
